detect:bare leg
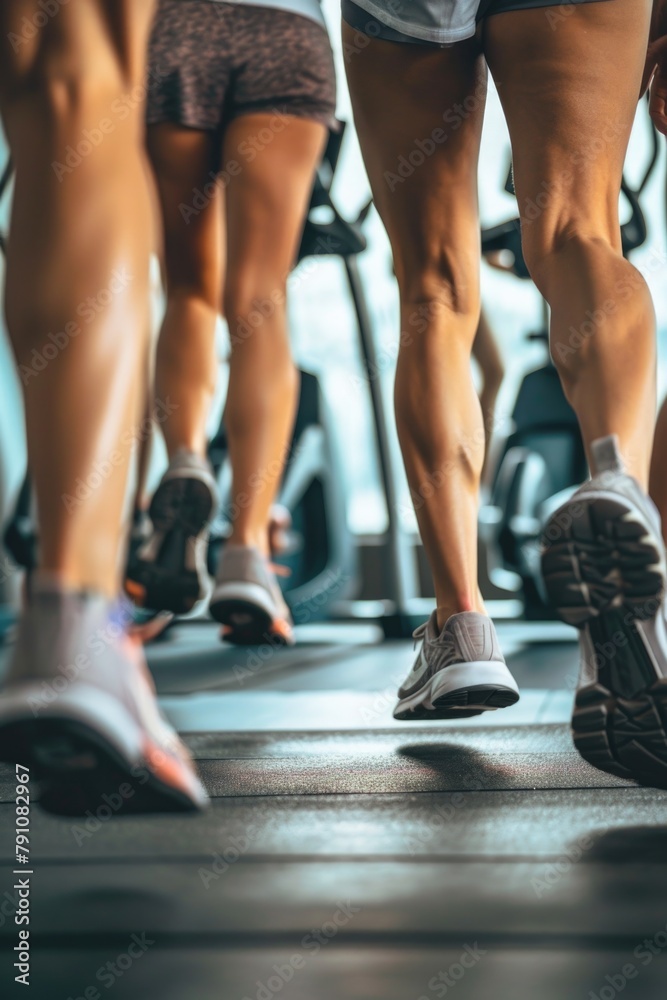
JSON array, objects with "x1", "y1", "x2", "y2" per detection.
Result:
[
  {"x1": 344, "y1": 29, "x2": 487, "y2": 626},
  {"x1": 472, "y1": 306, "x2": 505, "y2": 478},
  {"x1": 0, "y1": 0, "x2": 157, "y2": 597},
  {"x1": 222, "y1": 114, "x2": 326, "y2": 555},
  {"x1": 0, "y1": 0, "x2": 207, "y2": 814},
  {"x1": 484, "y1": 1, "x2": 655, "y2": 486},
  {"x1": 146, "y1": 125, "x2": 223, "y2": 459}
]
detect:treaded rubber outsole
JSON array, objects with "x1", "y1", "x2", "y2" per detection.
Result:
[
  {"x1": 126, "y1": 475, "x2": 215, "y2": 615},
  {"x1": 0, "y1": 716, "x2": 203, "y2": 816},
  {"x1": 572, "y1": 680, "x2": 667, "y2": 787},
  {"x1": 210, "y1": 597, "x2": 293, "y2": 646},
  {"x1": 542, "y1": 492, "x2": 667, "y2": 786},
  {"x1": 541, "y1": 494, "x2": 664, "y2": 627},
  {"x1": 394, "y1": 685, "x2": 519, "y2": 722}
]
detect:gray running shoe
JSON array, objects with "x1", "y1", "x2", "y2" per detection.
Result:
[
  {"x1": 393, "y1": 610, "x2": 520, "y2": 720},
  {"x1": 210, "y1": 544, "x2": 294, "y2": 645},
  {"x1": 126, "y1": 448, "x2": 218, "y2": 614},
  {"x1": 541, "y1": 434, "x2": 667, "y2": 786},
  {"x1": 0, "y1": 581, "x2": 208, "y2": 815}
]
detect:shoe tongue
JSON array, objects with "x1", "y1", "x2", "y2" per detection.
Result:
[{"x1": 590, "y1": 435, "x2": 625, "y2": 476}]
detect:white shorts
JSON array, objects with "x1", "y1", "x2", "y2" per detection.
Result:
[{"x1": 345, "y1": 0, "x2": 612, "y2": 45}]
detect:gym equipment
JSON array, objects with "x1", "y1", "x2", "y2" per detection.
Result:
[
  {"x1": 479, "y1": 114, "x2": 660, "y2": 618},
  {"x1": 0, "y1": 155, "x2": 18, "y2": 641}
]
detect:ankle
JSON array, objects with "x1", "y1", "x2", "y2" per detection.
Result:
[
  {"x1": 168, "y1": 442, "x2": 208, "y2": 464},
  {"x1": 228, "y1": 529, "x2": 269, "y2": 558},
  {"x1": 31, "y1": 568, "x2": 116, "y2": 601},
  {"x1": 435, "y1": 595, "x2": 485, "y2": 631}
]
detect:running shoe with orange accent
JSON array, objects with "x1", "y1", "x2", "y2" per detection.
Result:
[
  {"x1": 0, "y1": 580, "x2": 208, "y2": 815},
  {"x1": 209, "y1": 544, "x2": 295, "y2": 645},
  {"x1": 125, "y1": 448, "x2": 218, "y2": 615}
]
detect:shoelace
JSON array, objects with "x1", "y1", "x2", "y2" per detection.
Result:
[
  {"x1": 412, "y1": 622, "x2": 428, "y2": 649},
  {"x1": 413, "y1": 620, "x2": 459, "y2": 662}
]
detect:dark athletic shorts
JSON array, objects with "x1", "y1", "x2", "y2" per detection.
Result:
[
  {"x1": 146, "y1": 0, "x2": 337, "y2": 132},
  {"x1": 342, "y1": 0, "x2": 612, "y2": 45}
]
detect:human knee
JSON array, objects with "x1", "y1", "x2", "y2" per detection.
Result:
[
  {"x1": 398, "y1": 279, "x2": 480, "y2": 360},
  {"x1": 165, "y1": 251, "x2": 221, "y2": 315},
  {"x1": 397, "y1": 254, "x2": 480, "y2": 335},
  {"x1": 522, "y1": 224, "x2": 616, "y2": 300},
  {"x1": 223, "y1": 277, "x2": 288, "y2": 348}
]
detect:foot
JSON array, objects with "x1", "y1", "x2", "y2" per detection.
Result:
[
  {"x1": 541, "y1": 434, "x2": 667, "y2": 787},
  {"x1": 209, "y1": 544, "x2": 294, "y2": 646},
  {"x1": 393, "y1": 610, "x2": 520, "y2": 721},
  {"x1": 125, "y1": 449, "x2": 218, "y2": 614},
  {"x1": 0, "y1": 580, "x2": 208, "y2": 815}
]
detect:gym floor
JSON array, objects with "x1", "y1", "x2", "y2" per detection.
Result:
[{"x1": 1, "y1": 620, "x2": 667, "y2": 999}]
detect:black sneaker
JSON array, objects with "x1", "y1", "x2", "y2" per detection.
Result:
[{"x1": 125, "y1": 449, "x2": 218, "y2": 614}]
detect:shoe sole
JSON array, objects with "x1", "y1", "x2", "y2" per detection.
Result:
[
  {"x1": 0, "y1": 716, "x2": 205, "y2": 816},
  {"x1": 126, "y1": 473, "x2": 215, "y2": 615},
  {"x1": 0, "y1": 676, "x2": 207, "y2": 815},
  {"x1": 393, "y1": 661, "x2": 520, "y2": 721},
  {"x1": 210, "y1": 583, "x2": 294, "y2": 646},
  {"x1": 541, "y1": 491, "x2": 667, "y2": 786}
]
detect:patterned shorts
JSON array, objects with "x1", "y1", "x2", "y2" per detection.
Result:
[{"x1": 146, "y1": 0, "x2": 337, "y2": 132}]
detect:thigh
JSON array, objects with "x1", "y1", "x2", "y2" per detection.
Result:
[
  {"x1": 483, "y1": 1, "x2": 652, "y2": 255},
  {"x1": 146, "y1": 124, "x2": 224, "y2": 306},
  {"x1": 0, "y1": 0, "x2": 155, "y2": 93},
  {"x1": 222, "y1": 113, "x2": 326, "y2": 303},
  {"x1": 342, "y1": 25, "x2": 486, "y2": 303}
]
